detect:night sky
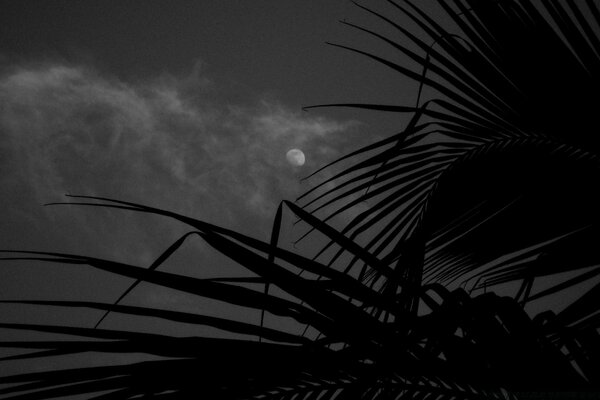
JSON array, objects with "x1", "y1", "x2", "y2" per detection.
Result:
[
  {"x1": 0, "y1": 0, "x2": 455, "y2": 349},
  {"x1": 2, "y1": 3, "x2": 597, "y2": 393},
  {"x1": 3, "y1": 3, "x2": 600, "y2": 398}
]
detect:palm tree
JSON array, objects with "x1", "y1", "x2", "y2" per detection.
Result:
[{"x1": 1, "y1": 0, "x2": 599, "y2": 399}]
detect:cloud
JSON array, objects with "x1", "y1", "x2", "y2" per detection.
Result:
[{"x1": 0, "y1": 62, "x2": 364, "y2": 264}]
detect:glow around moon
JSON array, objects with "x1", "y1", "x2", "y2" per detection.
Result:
[{"x1": 286, "y1": 149, "x2": 305, "y2": 166}]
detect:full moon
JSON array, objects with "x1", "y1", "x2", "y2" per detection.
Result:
[{"x1": 286, "y1": 148, "x2": 305, "y2": 166}]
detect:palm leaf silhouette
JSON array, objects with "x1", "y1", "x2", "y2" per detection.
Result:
[
  {"x1": 2, "y1": 0, "x2": 600, "y2": 399},
  {"x1": 301, "y1": 0, "x2": 600, "y2": 322}
]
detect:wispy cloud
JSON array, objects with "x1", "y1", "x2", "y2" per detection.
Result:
[{"x1": 0, "y1": 62, "x2": 363, "y2": 263}]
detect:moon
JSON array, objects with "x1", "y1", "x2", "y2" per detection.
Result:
[{"x1": 286, "y1": 149, "x2": 305, "y2": 166}]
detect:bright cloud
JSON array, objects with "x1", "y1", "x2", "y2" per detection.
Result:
[{"x1": 0, "y1": 62, "x2": 363, "y2": 257}]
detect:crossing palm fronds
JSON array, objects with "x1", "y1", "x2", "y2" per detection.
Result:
[
  {"x1": 0, "y1": 196, "x2": 595, "y2": 398},
  {"x1": 2, "y1": 1, "x2": 600, "y2": 398},
  {"x1": 299, "y1": 0, "x2": 600, "y2": 323},
  {"x1": 1, "y1": 197, "x2": 520, "y2": 399}
]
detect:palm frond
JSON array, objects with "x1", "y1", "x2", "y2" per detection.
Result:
[{"x1": 2, "y1": 0, "x2": 600, "y2": 398}]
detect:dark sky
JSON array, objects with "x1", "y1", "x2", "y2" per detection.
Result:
[
  {"x1": 1, "y1": 0, "x2": 425, "y2": 117},
  {"x1": 1, "y1": 2, "x2": 592, "y2": 389},
  {"x1": 0, "y1": 1, "x2": 452, "y2": 343},
  {"x1": 0, "y1": 0, "x2": 576, "y2": 338},
  {"x1": 0, "y1": 0, "x2": 432, "y2": 241}
]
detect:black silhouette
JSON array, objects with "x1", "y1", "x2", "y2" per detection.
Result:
[{"x1": 2, "y1": 1, "x2": 600, "y2": 399}]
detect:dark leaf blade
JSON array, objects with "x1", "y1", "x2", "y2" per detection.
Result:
[
  {"x1": 284, "y1": 201, "x2": 403, "y2": 287},
  {"x1": 197, "y1": 229, "x2": 404, "y2": 351},
  {"x1": 94, "y1": 230, "x2": 201, "y2": 329},
  {"x1": 0, "y1": 299, "x2": 310, "y2": 344},
  {"x1": 0, "y1": 251, "x2": 334, "y2": 332}
]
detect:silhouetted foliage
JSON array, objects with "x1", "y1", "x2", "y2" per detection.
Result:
[{"x1": 2, "y1": 1, "x2": 600, "y2": 399}]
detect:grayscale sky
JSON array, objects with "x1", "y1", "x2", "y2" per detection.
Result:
[
  {"x1": 0, "y1": 1, "x2": 454, "y2": 347},
  {"x1": 2, "y1": 5, "x2": 597, "y2": 394}
]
